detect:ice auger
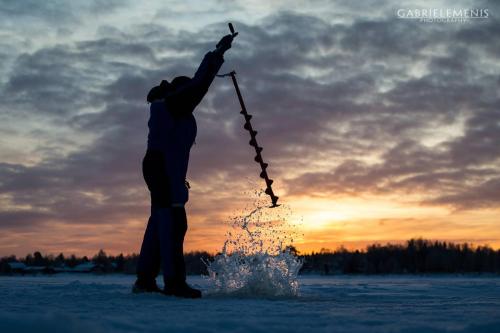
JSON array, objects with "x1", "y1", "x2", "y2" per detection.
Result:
[{"x1": 217, "y1": 23, "x2": 280, "y2": 208}]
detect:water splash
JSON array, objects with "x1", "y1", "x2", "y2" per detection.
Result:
[{"x1": 205, "y1": 190, "x2": 303, "y2": 297}]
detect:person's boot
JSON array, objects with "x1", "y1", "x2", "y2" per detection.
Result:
[
  {"x1": 162, "y1": 279, "x2": 202, "y2": 298},
  {"x1": 132, "y1": 278, "x2": 161, "y2": 293}
]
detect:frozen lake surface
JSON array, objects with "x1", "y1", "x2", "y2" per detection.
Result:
[{"x1": 1, "y1": 274, "x2": 499, "y2": 332}]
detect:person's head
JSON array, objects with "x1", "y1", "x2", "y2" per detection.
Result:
[
  {"x1": 147, "y1": 80, "x2": 171, "y2": 103},
  {"x1": 146, "y1": 76, "x2": 192, "y2": 103},
  {"x1": 171, "y1": 76, "x2": 191, "y2": 90}
]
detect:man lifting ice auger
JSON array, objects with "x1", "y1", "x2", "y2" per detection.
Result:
[{"x1": 134, "y1": 23, "x2": 279, "y2": 298}]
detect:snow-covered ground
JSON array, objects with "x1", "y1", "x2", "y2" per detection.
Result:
[{"x1": 1, "y1": 274, "x2": 499, "y2": 333}]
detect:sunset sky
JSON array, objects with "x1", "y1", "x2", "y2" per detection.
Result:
[{"x1": 0, "y1": 0, "x2": 499, "y2": 257}]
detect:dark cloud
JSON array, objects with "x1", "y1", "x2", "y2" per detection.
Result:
[
  {"x1": 0, "y1": 210, "x2": 54, "y2": 229},
  {"x1": 425, "y1": 177, "x2": 500, "y2": 209},
  {"x1": 0, "y1": 0, "x2": 126, "y2": 24},
  {"x1": 448, "y1": 110, "x2": 500, "y2": 167}
]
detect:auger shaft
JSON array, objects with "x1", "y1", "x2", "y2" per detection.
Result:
[
  {"x1": 227, "y1": 71, "x2": 279, "y2": 208},
  {"x1": 216, "y1": 23, "x2": 279, "y2": 207}
]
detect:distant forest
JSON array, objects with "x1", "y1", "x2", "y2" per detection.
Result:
[{"x1": 1, "y1": 238, "x2": 499, "y2": 275}]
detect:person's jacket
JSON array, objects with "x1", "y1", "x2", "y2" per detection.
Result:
[{"x1": 147, "y1": 51, "x2": 224, "y2": 204}]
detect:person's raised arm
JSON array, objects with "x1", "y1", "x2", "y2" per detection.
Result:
[{"x1": 166, "y1": 34, "x2": 235, "y2": 115}]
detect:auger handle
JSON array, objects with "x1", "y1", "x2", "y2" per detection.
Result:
[
  {"x1": 228, "y1": 23, "x2": 239, "y2": 38},
  {"x1": 228, "y1": 23, "x2": 236, "y2": 36}
]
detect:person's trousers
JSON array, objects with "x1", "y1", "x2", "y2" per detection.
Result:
[{"x1": 136, "y1": 150, "x2": 187, "y2": 284}]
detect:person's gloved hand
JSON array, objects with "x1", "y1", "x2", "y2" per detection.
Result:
[{"x1": 216, "y1": 34, "x2": 236, "y2": 53}]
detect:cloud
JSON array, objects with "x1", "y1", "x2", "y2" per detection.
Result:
[
  {"x1": 424, "y1": 177, "x2": 500, "y2": 210},
  {"x1": 0, "y1": 3, "x2": 499, "y2": 254},
  {"x1": 0, "y1": 0, "x2": 126, "y2": 24}
]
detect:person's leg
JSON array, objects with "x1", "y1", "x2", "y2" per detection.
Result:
[
  {"x1": 171, "y1": 207, "x2": 188, "y2": 282},
  {"x1": 136, "y1": 150, "x2": 199, "y2": 298},
  {"x1": 163, "y1": 206, "x2": 201, "y2": 298},
  {"x1": 157, "y1": 207, "x2": 175, "y2": 279},
  {"x1": 136, "y1": 214, "x2": 160, "y2": 287},
  {"x1": 135, "y1": 150, "x2": 171, "y2": 292}
]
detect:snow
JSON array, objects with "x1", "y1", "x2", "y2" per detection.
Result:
[
  {"x1": 1, "y1": 274, "x2": 499, "y2": 333},
  {"x1": 6, "y1": 262, "x2": 26, "y2": 270},
  {"x1": 71, "y1": 262, "x2": 96, "y2": 272}
]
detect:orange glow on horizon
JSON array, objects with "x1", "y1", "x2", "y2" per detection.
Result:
[{"x1": 4, "y1": 195, "x2": 500, "y2": 258}]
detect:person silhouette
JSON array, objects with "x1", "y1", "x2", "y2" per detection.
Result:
[{"x1": 133, "y1": 33, "x2": 235, "y2": 298}]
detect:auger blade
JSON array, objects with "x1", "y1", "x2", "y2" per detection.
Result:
[
  {"x1": 270, "y1": 195, "x2": 280, "y2": 208},
  {"x1": 220, "y1": 67, "x2": 280, "y2": 208}
]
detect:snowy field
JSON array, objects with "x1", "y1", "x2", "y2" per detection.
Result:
[{"x1": 1, "y1": 274, "x2": 499, "y2": 333}]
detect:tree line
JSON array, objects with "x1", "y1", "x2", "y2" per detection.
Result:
[
  {"x1": 0, "y1": 249, "x2": 212, "y2": 275},
  {"x1": 1, "y1": 238, "x2": 499, "y2": 275},
  {"x1": 299, "y1": 238, "x2": 500, "y2": 274}
]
